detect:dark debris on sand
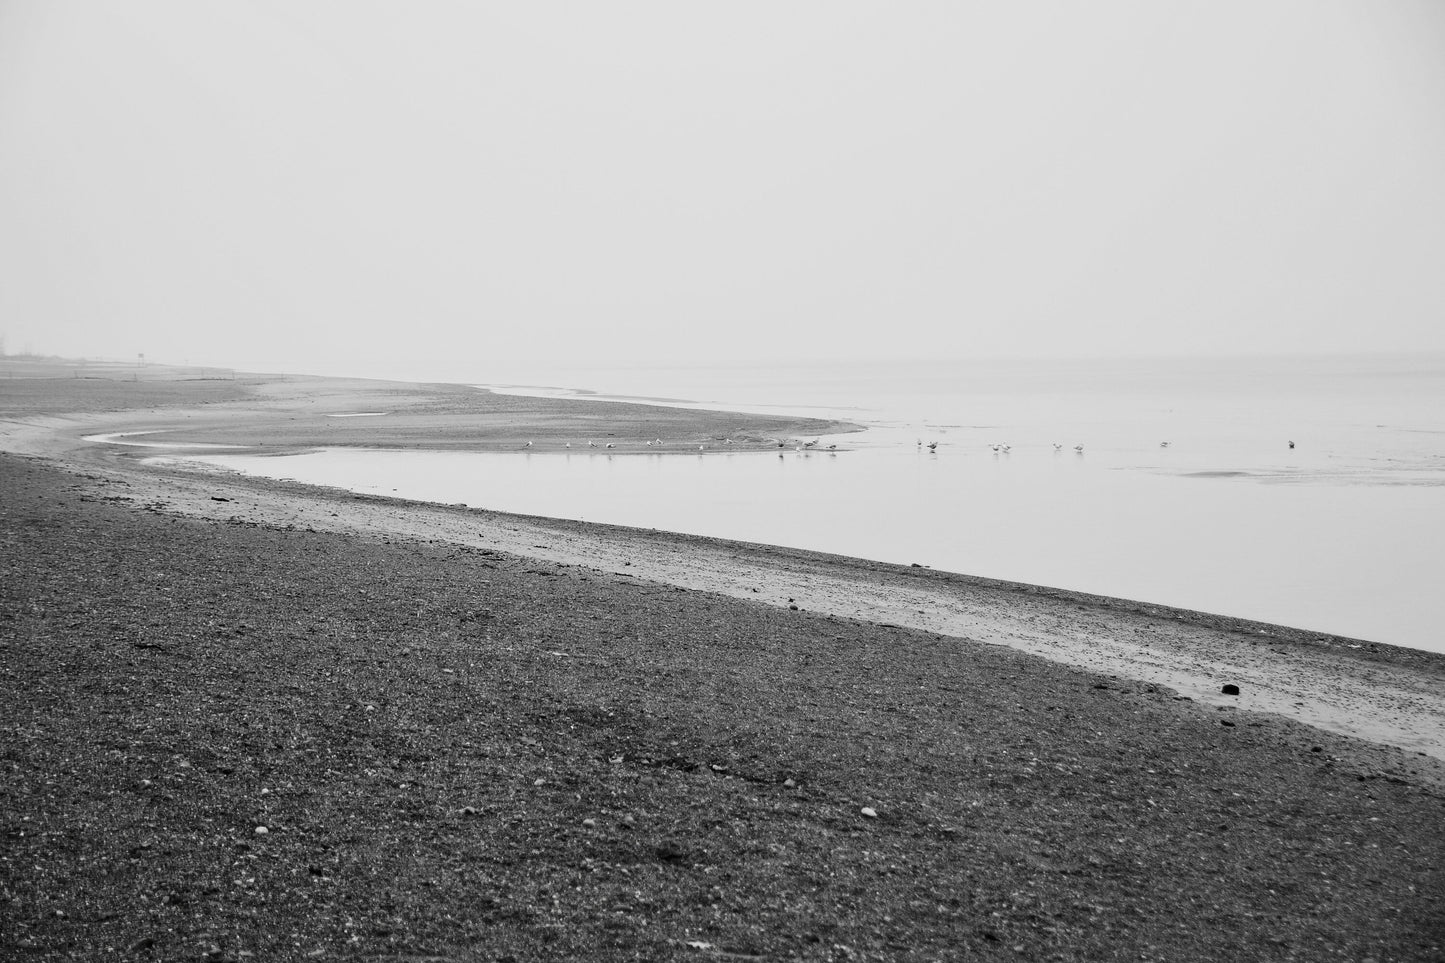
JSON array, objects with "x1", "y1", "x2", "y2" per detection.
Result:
[{"x1": 2, "y1": 454, "x2": 1443, "y2": 962}]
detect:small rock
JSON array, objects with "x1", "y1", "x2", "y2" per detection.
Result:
[
  {"x1": 534, "y1": 778, "x2": 546, "y2": 786},
  {"x1": 622, "y1": 815, "x2": 636, "y2": 828},
  {"x1": 254, "y1": 826, "x2": 269, "y2": 835},
  {"x1": 1222, "y1": 684, "x2": 1241, "y2": 695},
  {"x1": 126, "y1": 937, "x2": 156, "y2": 954},
  {"x1": 582, "y1": 818, "x2": 597, "y2": 828},
  {"x1": 860, "y1": 807, "x2": 878, "y2": 819},
  {"x1": 1221, "y1": 720, "x2": 1236, "y2": 727},
  {"x1": 460, "y1": 806, "x2": 478, "y2": 817},
  {"x1": 783, "y1": 778, "x2": 797, "y2": 788}
]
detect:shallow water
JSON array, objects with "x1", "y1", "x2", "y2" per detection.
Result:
[{"x1": 187, "y1": 354, "x2": 1445, "y2": 652}]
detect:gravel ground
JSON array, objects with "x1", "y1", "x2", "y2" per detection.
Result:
[{"x1": 3, "y1": 452, "x2": 1443, "y2": 962}]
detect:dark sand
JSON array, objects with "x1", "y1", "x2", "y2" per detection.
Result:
[{"x1": 3, "y1": 359, "x2": 1443, "y2": 961}]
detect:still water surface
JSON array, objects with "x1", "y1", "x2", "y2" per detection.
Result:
[{"x1": 190, "y1": 355, "x2": 1445, "y2": 652}]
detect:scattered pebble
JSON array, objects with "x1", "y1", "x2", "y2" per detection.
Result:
[
  {"x1": 582, "y1": 818, "x2": 596, "y2": 828},
  {"x1": 1222, "y1": 684, "x2": 1241, "y2": 695},
  {"x1": 783, "y1": 778, "x2": 797, "y2": 788},
  {"x1": 861, "y1": 807, "x2": 878, "y2": 819},
  {"x1": 254, "y1": 826, "x2": 269, "y2": 835}
]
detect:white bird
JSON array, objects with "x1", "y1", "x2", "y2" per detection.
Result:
[
  {"x1": 1160, "y1": 441, "x2": 1171, "y2": 448},
  {"x1": 827, "y1": 444, "x2": 837, "y2": 450},
  {"x1": 1074, "y1": 444, "x2": 1084, "y2": 452},
  {"x1": 523, "y1": 441, "x2": 533, "y2": 448},
  {"x1": 1000, "y1": 444, "x2": 1011, "y2": 453},
  {"x1": 927, "y1": 442, "x2": 938, "y2": 451},
  {"x1": 724, "y1": 438, "x2": 733, "y2": 444},
  {"x1": 1052, "y1": 443, "x2": 1063, "y2": 451},
  {"x1": 645, "y1": 440, "x2": 653, "y2": 447},
  {"x1": 564, "y1": 443, "x2": 571, "y2": 448},
  {"x1": 990, "y1": 444, "x2": 1000, "y2": 453},
  {"x1": 698, "y1": 445, "x2": 705, "y2": 451},
  {"x1": 587, "y1": 440, "x2": 596, "y2": 448},
  {"x1": 605, "y1": 443, "x2": 615, "y2": 449}
]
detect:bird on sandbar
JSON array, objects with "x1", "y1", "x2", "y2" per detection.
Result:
[
  {"x1": 1288, "y1": 440, "x2": 1296, "y2": 449},
  {"x1": 564, "y1": 443, "x2": 571, "y2": 448},
  {"x1": 927, "y1": 442, "x2": 938, "y2": 451},
  {"x1": 605, "y1": 443, "x2": 615, "y2": 449},
  {"x1": 1052, "y1": 443, "x2": 1063, "y2": 451},
  {"x1": 523, "y1": 441, "x2": 533, "y2": 448},
  {"x1": 827, "y1": 444, "x2": 837, "y2": 450},
  {"x1": 1074, "y1": 444, "x2": 1084, "y2": 452},
  {"x1": 587, "y1": 440, "x2": 596, "y2": 448},
  {"x1": 1160, "y1": 441, "x2": 1171, "y2": 448}
]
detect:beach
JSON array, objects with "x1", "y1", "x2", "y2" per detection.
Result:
[{"x1": 3, "y1": 360, "x2": 1444, "y2": 961}]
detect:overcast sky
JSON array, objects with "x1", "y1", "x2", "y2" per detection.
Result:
[{"x1": 1, "y1": 1, "x2": 1443, "y2": 380}]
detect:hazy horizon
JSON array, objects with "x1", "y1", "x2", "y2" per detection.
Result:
[{"x1": 3, "y1": 2, "x2": 1444, "y2": 379}]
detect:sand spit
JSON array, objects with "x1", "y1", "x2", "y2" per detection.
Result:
[
  {"x1": 3, "y1": 361, "x2": 1442, "y2": 766},
  {"x1": 4, "y1": 361, "x2": 1445, "y2": 960}
]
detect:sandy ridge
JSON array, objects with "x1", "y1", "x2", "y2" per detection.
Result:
[{"x1": 57, "y1": 447, "x2": 1445, "y2": 770}]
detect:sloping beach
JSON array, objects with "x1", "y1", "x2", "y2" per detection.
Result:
[{"x1": 3, "y1": 362, "x2": 1443, "y2": 961}]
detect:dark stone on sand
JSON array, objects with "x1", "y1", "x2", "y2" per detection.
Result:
[{"x1": 1222, "y1": 684, "x2": 1241, "y2": 695}]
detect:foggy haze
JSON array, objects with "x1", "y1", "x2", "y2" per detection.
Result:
[{"x1": 2, "y1": 1, "x2": 1443, "y2": 381}]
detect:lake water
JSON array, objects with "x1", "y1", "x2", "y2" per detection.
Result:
[{"x1": 190, "y1": 355, "x2": 1445, "y2": 653}]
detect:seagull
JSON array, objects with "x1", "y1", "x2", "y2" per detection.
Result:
[
  {"x1": 698, "y1": 445, "x2": 705, "y2": 451},
  {"x1": 564, "y1": 443, "x2": 571, "y2": 449},
  {"x1": 523, "y1": 441, "x2": 533, "y2": 448},
  {"x1": 645, "y1": 440, "x2": 653, "y2": 447},
  {"x1": 927, "y1": 442, "x2": 938, "y2": 451},
  {"x1": 1159, "y1": 441, "x2": 1171, "y2": 448},
  {"x1": 827, "y1": 444, "x2": 837, "y2": 450},
  {"x1": 1074, "y1": 444, "x2": 1084, "y2": 453},
  {"x1": 1000, "y1": 444, "x2": 1010, "y2": 453},
  {"x1": 1288, "y1": 440, "x2": 1296, "y2": 449},
  {"x1": 1053, "y1": 443, "x2": 1063, "y2": 451},
  {"x1": 605, "y1": 443, "x2": 615, "y2": 449},
  {"x1": 777, "y1": 441, "x2": 786, "y2": 448},
  {"x1": 587, "y1": 440, "x2": 596, "y2": 448},
  {"x1": 804, "y1": 440, "x2": 818, "y2": 448}
]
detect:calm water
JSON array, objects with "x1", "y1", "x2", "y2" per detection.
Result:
[{"x1": 190, "y1": 355, "x2": 1445, "y2": 653}]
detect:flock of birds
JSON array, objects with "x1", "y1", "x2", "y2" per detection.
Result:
[{"x1": 521, "y1": 437, "x2": 1300, "y2": 454}]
